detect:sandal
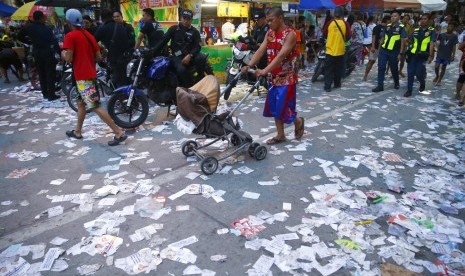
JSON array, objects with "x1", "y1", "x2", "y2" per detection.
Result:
[
  {"x1": 295, "y1": 117, "x2": 305, "y2": 139},
  {"x1": 266, "y1": 137, "x2": 286, "y2": 145},
  {"x1": 108, "y1": 134, "x2": 128, "y2": 146},
  {"x1": 66, "y1": 130, "x2": 83, "y2": 139}
]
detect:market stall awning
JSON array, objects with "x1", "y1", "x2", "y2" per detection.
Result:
[
  {"x1": 418, "y1": 0, "x2": 446, "y2": 11},
  {"x1": 299, "y1": 0, "x2": 336, "y2": 10},
  {"x1": 0, "y1": 2, "x2": 17, "y2": 17},
  {"x1": 332, "y1": 0, "x2": 351, "y2": 6},
  {"x1": 351, "y1": 0, "x2": 421, "y2": 11},
  {"x1": 34, "y1": 0, "x2": 98, "y2": 8}
]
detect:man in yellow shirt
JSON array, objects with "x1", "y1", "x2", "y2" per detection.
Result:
[{"x1": 322, "y1": 6, "x2": 351, "y2": 92}]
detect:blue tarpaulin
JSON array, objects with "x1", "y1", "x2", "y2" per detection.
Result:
[
  {"x1": 298, "y1": 0, "x2": 336, "y2": 10},
  {"x1": 0, "y1": 2, "x2": 17, "y2": 17}
]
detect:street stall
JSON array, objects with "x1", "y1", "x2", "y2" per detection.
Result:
[
  {"x1": 350, "y1": 0, "x2": 422, "y2": 11},
  {"x1": 0, "y1": 2, "x2": 17, "y2": 18}
]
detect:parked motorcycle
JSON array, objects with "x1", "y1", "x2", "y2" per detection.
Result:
[
  {"x1": 225, "y1": 36, "x2": 256, "y2": 85},
  {"x1": 107, "y1": 48, "x2": 213, "y2": 129},
  {"x1": 311, "y1": 39, "x2": 362, "y2": 82}
]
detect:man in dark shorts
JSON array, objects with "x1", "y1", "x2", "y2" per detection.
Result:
[
  {"x1": 62, "y1": 9, "x2": 127, "y2": 146},
  {"x1": 0, "y1": 48, "x2": 24, "y2": 83},
  {"x1": 434, "y1": 22, "x2": 458, "y2": 86},
  {"x1": 134, "y1": 8, "x2": 164, "y2": 49}
]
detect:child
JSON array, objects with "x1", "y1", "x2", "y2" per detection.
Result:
[{"x1": 434, "y1": 22, "x2": 458, "y2": 86}]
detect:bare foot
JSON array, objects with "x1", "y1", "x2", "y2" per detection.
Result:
[
  {"x1": 433, "y1": 76, "x2": 438, "y2": 83},
  {"x1": 362, "y1": 76, "x2": 367, "y2": 81}
]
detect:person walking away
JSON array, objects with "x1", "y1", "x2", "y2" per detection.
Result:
[
  {"x1": 362, "y1": 16, "x2": 376, "y2": 65},
  {"x1": 372, "y1": 11, "x2": 407, "y2": 92},
  {"x1": 222, "y1": 19, "x2": 235, "y2": 42},
  {"x1": 153, "y1": 9, "x2": 201, "y2": 88},
  {"x1": 404, "y1": 14, "x2": 435, "y2": 97},
  {"x1": 95, "y1": 9, "x2": 134, "y2": 87},
  {"x1": 322, "y1": 6, "x2": 351, "y2": 92},
  {"x1": 62, "y1": 9, "x2": 127, "y2": 146},
  {"x1": 18, "y1": 11, "x2": 60, "y2": 101},
  {"x1": 251, "y1": 12, "x2": 269, "y2": 70},
  {"x1": 351, "y1": 13, "x2": 366, "y2": 66},
  {"x1": 134, "y1": 8, "x2": 164, "y2": 49},
  {"x1": 363, "y1": 16, "x2": 390, "y2": 81},
  {"x1": 434, "y1": 22, "x2": 458, "y2": 86},
  {"x1": 241, "y1": 7, "x2": 304, "y2": 145},
  {"x1": 398, "y1": 14, "x2": 412, "y2": 78}
]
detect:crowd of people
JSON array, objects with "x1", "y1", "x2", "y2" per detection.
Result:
[{"x1": 1, "y1": 6, "x2": 465, "y2": 147}]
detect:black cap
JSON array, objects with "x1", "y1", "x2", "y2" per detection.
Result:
[
  {"x1": 254, "y1": 12, "x2": 265, "y2": 21},
  {"x1": 181, "y1": 9, "x2": 193, "y2": 19}
]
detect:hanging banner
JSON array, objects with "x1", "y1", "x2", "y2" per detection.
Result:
[
  {"x1": 181, "y1": 0, "x2": 202, "y2": 29},
  {"x1": 139, "y1": 0, "x2": 179, "y2": 9},
  {"x1": 217, "y1": 1, "x2": 248, "y2": 18}
]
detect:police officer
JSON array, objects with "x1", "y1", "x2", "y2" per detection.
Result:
[
  {"x1": 135, "y1": 8, "x2": 164, "y2": 49},
  {"x1": 154, "y1": 9, "x2": 201, "y2": 87},
  {"x1": 372, "y1": 11, "x2": 407, "y2": 92},
  {"x1": 404, "y1": 14, "x2": 435, "y2": 97},
  {"x1": 251, "y1": 12, "x2": 269, "y2": 69}
]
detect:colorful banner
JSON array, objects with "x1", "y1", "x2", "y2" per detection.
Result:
[
  {"x1": 139, "y1": 0, "x2": 179, "y2": 9},
  {"x1": 217, "y1": 1, "x2": 249, "y2": 18},
  {"x1": 181, "y1": 0, "x2": 202, "y2": 29},
  {"x1": 201, "y1": 44, "x2": 232, "y2": 83}
]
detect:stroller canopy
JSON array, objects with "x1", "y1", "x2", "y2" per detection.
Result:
[{"x1": 189, "y1": 75, "x2": 220, "y2": 113}]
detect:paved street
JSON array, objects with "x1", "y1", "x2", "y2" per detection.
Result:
[{"x1": 1, "y1": 60, "x2": 465, "y2": 275}]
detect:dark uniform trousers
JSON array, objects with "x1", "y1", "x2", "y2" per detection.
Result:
[
  {"x1": 407, "y1": 56, "x2": 427, "y2": 92},
  {"x1": 34, "y1": 51, "x2": 56, "y2": 99},
  {"x1": 377, "y1": 48, "x2": 400, "y2": 88},
  {"x1": 172, "y1": 54, "x2": 205, "y2": 88}
]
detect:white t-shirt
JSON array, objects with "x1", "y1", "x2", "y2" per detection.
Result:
[
  {"x1": 236, "y1": 22, "x2": 248, "y2": 37},
  {"x1": 363, "y1": 23, "x2": 376, "y2": 45},
  {"x1": 458, "y1": 30, "x2": 465, "y2": 44},
  {"x1": 222, "y1": 21, "x2": 235, "y2": 41}
]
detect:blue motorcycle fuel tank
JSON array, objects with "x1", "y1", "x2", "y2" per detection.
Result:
[{"x1": 147, "y1": 57, "x2": 170, "y2": 80}]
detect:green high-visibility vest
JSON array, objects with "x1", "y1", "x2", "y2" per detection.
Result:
[
  {"x1": 382, "y1": 23, "x2": 405, "y2": 51},
  {"x1": 410, "y1": 27, "x2": 434, "y2": 54}
]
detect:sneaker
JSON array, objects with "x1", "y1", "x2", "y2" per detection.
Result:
[
  {"x1": 404, "y1": 91, "x2": 412, "y2": 97},
  {"x1": 372, "y1": 86, "x2": 384, "y2": 93},
  {"x1": 419, "y1": 84, "x2": 425, "y2": 92}
]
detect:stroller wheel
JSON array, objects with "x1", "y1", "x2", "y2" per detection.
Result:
[
  {"x1": 182, "y1": 140, "x2": 198, "y2": 157},
  {"x1": 248, "y1": 143, "x2": 260, "y2": 157},
  {"x1": 201, "y1": 157, "x2": 218, "y2": 175},
  {"x1": 231, "y1": 134, "x2": 241, "y2": 146},
  {"x1": 254, "y1": 145, "x2": 267, "y2": 161}
]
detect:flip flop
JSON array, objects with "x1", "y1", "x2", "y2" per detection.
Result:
[
  {"x1": 66, "y1": 130, "x2": 83, "y2": 139},
  {"x1": 295, "y1": 117, "x2": 305, "y2": 139},
  {"x1": 108, "y1": 134, "x2": 128, "y2": 146},
  {"x1": 266, "y1": 137, "x2": 286, "y2": 145}
]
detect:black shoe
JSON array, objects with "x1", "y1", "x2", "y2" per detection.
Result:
[
  {"x1": 419, "y1": 84, "x2": 425, "y2": 92},
  {"x1": 324, "y1": 87, "x2": 331, "y2": 92},
  {"x1": 48, "y1": 95, "x2": 60, "y2": 101},
  {"x1": 334, "y1": 84, "x2": 341, "y2": 89},
  {"x1": 404, "y1": 91, "x2": 412, "y2": 97},
  {"x1": 394, "y1": 83, "x2": 400, "y2": 89},
  {"x1": 372, "y1": 86, "x2": 384, "y2": 93}
]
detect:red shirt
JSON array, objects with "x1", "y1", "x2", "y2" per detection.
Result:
[
  {"x1": 266, "y1": 26, "x2": 298, "y2": 86},
  {"x1": 62, "y1": 29, "x2": 98, "y2": 81}
]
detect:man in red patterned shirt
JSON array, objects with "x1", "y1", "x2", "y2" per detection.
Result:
[{"x1": 242, "y1": 7, "x2": 305, "y2": 145}]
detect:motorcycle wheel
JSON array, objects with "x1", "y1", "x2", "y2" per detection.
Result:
[
  {"x1": 107, "y1": 93, "x2": 149, "y2": 129},
  {"x1": 66, "y1": 86, "x2": 92, "y2": 114},
  {"x1": 311, "y1": 61, "x2": 323, "y2": 82}
]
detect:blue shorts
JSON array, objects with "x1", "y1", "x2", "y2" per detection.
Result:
[
  {"x1": 435, "y1": 58, "x2": 450, "y2": 66},
  {"x1": 263, "y1": 84, "x2": 297, "y2": 124}
]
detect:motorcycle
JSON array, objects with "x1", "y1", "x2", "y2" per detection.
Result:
[
  {"x1": 107, "y1": 48, "x2": 213, "y2": 129},
  {"x1": 225, "y1": 36, "x2": 256, "y2": 85},
  {"x1": 311, "y1": 39, "x2": 362, "y2": 83}
]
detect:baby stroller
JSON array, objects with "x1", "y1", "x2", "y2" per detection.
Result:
[{"x1": 177, "y1": 72, "x2": 267, "y2": 175}]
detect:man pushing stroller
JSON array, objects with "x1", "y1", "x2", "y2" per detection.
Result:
[{"x1": 242, "y1": 7, "x2": 305, "y2": 145}]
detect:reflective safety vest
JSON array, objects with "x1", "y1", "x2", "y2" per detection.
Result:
[
  {"x1": 382, "y1": 23, "x2": 405, "y2": 51},
  {"x1": 410, "y1": 27, "x2": 435, "y2": 54}
]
